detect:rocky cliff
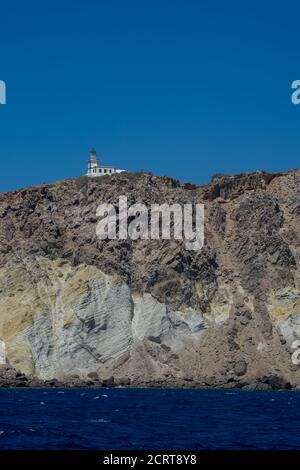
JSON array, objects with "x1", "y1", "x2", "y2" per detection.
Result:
[{"x1": 0, "y1": 169, "x2": 299, "y2": 389}]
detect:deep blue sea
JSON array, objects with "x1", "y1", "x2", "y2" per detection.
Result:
[{"x1": 0, "y1": 388, "x2": 299, "y2": 450}]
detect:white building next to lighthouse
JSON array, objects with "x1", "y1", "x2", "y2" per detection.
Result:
[{"x1": 87, "y1": 148, "x2": 126, "y2": 177}]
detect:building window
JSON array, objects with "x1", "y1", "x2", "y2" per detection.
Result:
[{"x1": 104, "y1": 169, "x2": 107, "y2": 173}]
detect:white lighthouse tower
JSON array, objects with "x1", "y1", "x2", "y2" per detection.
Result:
[
  {"x1": 87, "y1": 148, "x2": 99, "y2": 175},
  {"x1": 86, "y1": 148, "x2": 126, "y2": 177}
]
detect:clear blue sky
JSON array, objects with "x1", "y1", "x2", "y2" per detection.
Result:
[{"x1": 0, "y1": 0, "x2": 299, "y2": 192}]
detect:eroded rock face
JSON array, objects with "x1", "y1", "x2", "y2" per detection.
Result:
[
  {"x1": 0, "y1": 169, "x2": 299, "y2": 388},
  {"x1": 0, "y1": 256, "x2": 208, "y2": 382}
]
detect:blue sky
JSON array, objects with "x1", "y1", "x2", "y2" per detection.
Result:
[{"x1": 0, "y1": 0, "x2": 299, "y2": 192}]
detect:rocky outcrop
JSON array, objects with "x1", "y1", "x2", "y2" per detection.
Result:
[{"x1": 0, "y1": 169, "x2": 299, "y2": 388}]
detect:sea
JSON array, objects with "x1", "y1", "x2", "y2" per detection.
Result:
[{"x1": 0, "y1": 388, "x2": 299, "y2": 450}]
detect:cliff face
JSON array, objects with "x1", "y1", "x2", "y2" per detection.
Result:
[{"x1": 0, "y1": 170, "x2": 299, "y2": 389}]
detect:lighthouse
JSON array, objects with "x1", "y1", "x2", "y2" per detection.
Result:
[
  {"x1": 86, "y1": 148, "x2": 126, "y2": 177},
  {"x1": 87, "y1": 148, "x2": 99, "y2": 174}
]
